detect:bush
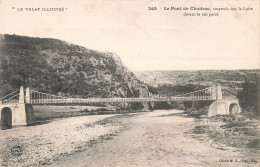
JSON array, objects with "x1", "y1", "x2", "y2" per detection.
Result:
[{"x1": 238, "y1": 80, "x2": 260, "y2": 115}]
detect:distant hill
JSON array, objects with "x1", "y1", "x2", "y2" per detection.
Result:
[
  {"x1": 134, "y1": 70, "x2": 260, "y2": 87},
  {"x1": 0, "y1": 34, "x2": 149, "y2": 103}
]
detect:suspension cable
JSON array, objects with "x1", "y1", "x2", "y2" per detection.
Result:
[
  {"x1": 175, "y1": 87, "x2": 211, "y2": 97},
  {"x1": 0, "y1": 89, "x2": 20, "y2": 100},
  {"x1": 30, "y1": 90, "x2": 67, "y2": 99},
  {"x1": 4, "y1": 93, "x2": 20, "y2": 101}
]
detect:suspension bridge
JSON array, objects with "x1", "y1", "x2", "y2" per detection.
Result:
[{"x1": 0, "y1": 84, "x2": 240, "y2": 128}]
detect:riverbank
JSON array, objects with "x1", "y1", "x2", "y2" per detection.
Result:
[
  {"x1": 1, "y1": 110, "x2": 259, "y2": 166},
  {"x1": 187, "y1": 114, "x2": 260, "y2": 161},
  {"x1": 0, "y1": 114, "x2": 128, "y2": 167},
  {"x1": 52, "y1": 110, "x2": 259, "y2": 167},
  {"x1": 33, "y1": 105, "x2": 148, "y2": 121}
]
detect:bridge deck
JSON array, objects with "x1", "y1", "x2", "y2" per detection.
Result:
[{"x1": 25, "y1": 96, "x2": 215, "y2": 104}]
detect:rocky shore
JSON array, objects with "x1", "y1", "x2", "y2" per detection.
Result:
[
  {"x1": 0, "y1": 115, "x2": 126, "y2": 167},
  {"x1": 186, "y1": 114, "x2": 260, "y2": 164},
  {"x1": 1, "y1": 111, "x2": 259, "y2": 167}
]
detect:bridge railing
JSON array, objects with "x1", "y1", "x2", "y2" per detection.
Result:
[
  {"x1": 1, "y1": 99, "x2": 19, "y2": 104},
  {"x1": 0, "y1": 89, "x2": 20, "y2": 104},
  {"x1": 29, "y1": 96, "x2": 214, "y2": 104},
  {"x1": 1, "y1": 85, "x2": 239, "y2": 104}
]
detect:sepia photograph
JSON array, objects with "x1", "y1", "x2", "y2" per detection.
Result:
[{"x1": 0, "y1": 0, "x2": 259, "y2": 166}]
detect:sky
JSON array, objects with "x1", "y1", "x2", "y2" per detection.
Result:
[{"x1": 0, "y1": 0, "x2": 259, "y2": 71}]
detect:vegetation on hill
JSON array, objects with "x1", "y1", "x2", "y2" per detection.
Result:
[
  {"x1": 237, "y1": 78, "x2": 260, "y2": 115},
  {"x1": 0, "y1": 34, "x2": 150, "y2": 109},
  {"x1": 140, "y1": 70, "x2": 260, "y2": 115},
  {"x1": 148, "y1": 84, "x2": 205, "y2": 97},
  {"x1": 1, "y1": 34, "x2": 258, "y2": 113},
  {"x1": 135, "y1": 70, "x2": 260, "y2": 87},
  {"x1": 147, "y1": 84, "x2": 213, "y2": 116}
]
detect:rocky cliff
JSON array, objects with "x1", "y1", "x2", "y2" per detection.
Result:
[{"x1": 0, "y1": 34, "x2": 150, "y2": 110}]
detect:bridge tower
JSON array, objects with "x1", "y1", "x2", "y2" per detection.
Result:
[
  {"x1": 9, "y1": 86, "x2": 27, "y2": 126},
  {"x1": 0, "y1": 86, "x2": 35, "y2": 129},
  {"x1": 25, "y1": 87, "x2": 30, "y2": 103},
  {"x1": 208, "y1": 84, "x2": 240, "y2": 117},
  {"x1": 216, "y1": 83, "x2": 222, "y2": 100},
  {"x1": 25, "y1": 87, "x2": 35, "y2": 124},
  {"x1": 211, "y1": 84, "x2": 223, "y2": 100}
]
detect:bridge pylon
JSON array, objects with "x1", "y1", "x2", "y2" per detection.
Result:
[
  {"x1": 19, "y1": 86, "x2": 25, "y2": 103},
  {"x1": 216, "y1": 83, "x2": 222, "y2": 100},
  {"x1": 8, "y1": 86, "x2": 27, "y2": 126},
  {"x1": 0, "y1": 86, "x2": 35, "y2": 129},
  {"x1": 25, "y1": 87, "x2": 30, "y2": 103},
  {"x1": 208, "y1": 84, "x2": 241, "y2": 117},
  {"x1": 211, "y1": 84, "x2": 223, "y2": 100}
]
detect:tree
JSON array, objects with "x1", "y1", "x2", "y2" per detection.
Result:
[
  {"x1": 237, "y1": 80, "x2": 259, "y2": 115},
  {"x1": 1, "y1": 41, "x2": 47, "y2": 89}
]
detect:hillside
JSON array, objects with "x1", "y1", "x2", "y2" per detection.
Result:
[
  {"x1": 0, "y1": 34, "x2": 149, "y2": 106},
  {"x1": 135, "y1": 70, "x2": 260, "y2": 88}
]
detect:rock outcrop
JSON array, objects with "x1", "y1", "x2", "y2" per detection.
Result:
[{"x1": 0, "y1": 34, "x2": 151, "y2": 110}]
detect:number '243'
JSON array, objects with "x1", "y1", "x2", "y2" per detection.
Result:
[{"x1": 148, "y1": 7, "x2": 157, "y2": 10}]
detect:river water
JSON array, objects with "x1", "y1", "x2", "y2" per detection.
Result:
[{"x1": 51, "y1": 110, "x2": 255, "y2": 167}]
